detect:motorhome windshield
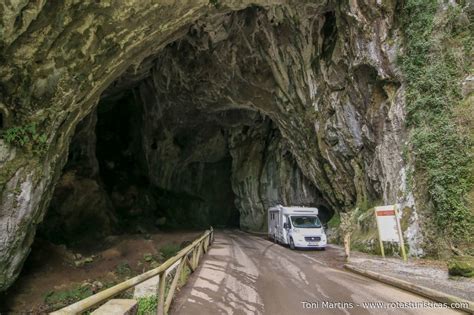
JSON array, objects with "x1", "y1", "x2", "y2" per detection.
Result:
[{"x1": 290, "y1": 216, "x2": 321, "y2": 228}]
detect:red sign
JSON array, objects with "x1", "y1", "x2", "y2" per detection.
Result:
[{"x1": 376, "y1": 210, "x2": 395, "y2": 216}]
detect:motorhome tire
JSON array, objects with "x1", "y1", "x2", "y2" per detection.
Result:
[{"x1": 290, "y1": 238, "x2": 295, "y2": 250}]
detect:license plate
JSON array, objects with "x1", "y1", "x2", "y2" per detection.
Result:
[{"x1": 308, "y1": 242, "x2": 319, "y2": 246}]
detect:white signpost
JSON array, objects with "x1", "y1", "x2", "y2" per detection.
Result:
[{"x1": 374, "y1": 205, "x2": 407, "y2": 261}]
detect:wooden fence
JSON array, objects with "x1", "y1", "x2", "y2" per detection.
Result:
[{"x1": 51, "y1": 227, "x2": 214, "y2": 315}]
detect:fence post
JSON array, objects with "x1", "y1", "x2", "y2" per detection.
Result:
[
  {"x1": 157, "y1": 272, "x2": 166, "y2": 315},
  {"x1": 165, "y1": 258, "x2": 185, "y2": 313}
]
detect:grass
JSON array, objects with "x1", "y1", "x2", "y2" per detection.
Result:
[
  {"x1": 44, "y1": 286, "x2": 93, "y2": 310},
  {"x1": 159, "y1": 243, "x2": 181, "y2": 261},
  {"x1": 115, "y1": 261, "x2": 133, "y2": 278},
  {"x1": 179, "y1": 265, "x2": 192, "y2": 286},
  {"x1": 399, "y1": 0, "x2": 474, "y2": 249},
  {"x1": 136, "y1": 264, "x2": 192, "y2": 314},
  {"x1": 137, "y1": 296, "x2": 157, "y2": 315}
]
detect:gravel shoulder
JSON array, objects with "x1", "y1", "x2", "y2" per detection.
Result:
[{"x1": 343, "y1": 247, "x2": 474, "y2": 302}]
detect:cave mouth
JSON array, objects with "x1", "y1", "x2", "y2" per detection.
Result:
[
  {"x1": 38, "y1": 5, "x2": 339, "y2": 246},
  {"x1": 39, "y1": 91, "x2": 243, "y2": 246},
  {"x1": 39, "y1": 84, "x2": 334, "y2": 246},
  {"x1": 94, "y1": 91, "x2": 241, "y2": 231}
]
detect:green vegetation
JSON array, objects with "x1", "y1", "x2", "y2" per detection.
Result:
[
  {"x1": 44, "y1": 285, "x2": 93, "y2": 310},
  {"x1": 179, "y1": 265, "x2": 192, "y2": 286},
  {"x1": 2, "y1": 123, "x2": 48, "y2": 155},
  {"x1": 399, "y1": 1, "x2": 474, "y2": 245},
  {"x1": 137, "y1": 264, "x2": 192, "y2": 314},
  {"x1": 448, "y1": 256, "x2": 474, "y2": 277},
  {"x1": 137, "y1": 296, "x2": 157, "y2": 315},
  {"x1": 159, "y1": 243, "x2": 181, "y2": 260},
  {"x1": 209, "y1": 0, "x2": 220, "y2": 9},
  {"x1": 143, "y1": 253, "x2": 154, "y2": 262},
  {"x1": 327, "y1": 212, "x2": 340, "y2": 229},
  {"x1": 115, "y1": 261, "x2": 133, "y2": 277}
]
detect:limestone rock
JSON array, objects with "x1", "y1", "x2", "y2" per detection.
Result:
[{"x1": 0, "y1": 0, "x2": 441, "y2": 290}]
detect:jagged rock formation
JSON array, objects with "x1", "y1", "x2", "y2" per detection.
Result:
[{"x1": 0, "y1": 0, "x2": 459, "y2": 291}]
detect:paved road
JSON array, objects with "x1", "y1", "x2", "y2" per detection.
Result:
[{"x1": 172, "y1": 230, "x2": 463, "y2": 315}]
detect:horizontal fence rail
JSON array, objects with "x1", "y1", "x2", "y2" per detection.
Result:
[{"x1": 51, "y1": 228, "x2": 214, "y2": 315}]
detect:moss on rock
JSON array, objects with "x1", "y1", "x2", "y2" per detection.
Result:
[{"x1": 448, "y1": 256, "x2": 474, "y2": 278}]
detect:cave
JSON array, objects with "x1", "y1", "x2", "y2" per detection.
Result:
[
  {"x1": 39, "y1": 70, "x2": 334, "y2": 245},
  {"x1": 1, "y1": 0, "x2": 434, "y2": 292},
  {"x1": 33, "y1": 6, "x2": 347, "y2": 246}
]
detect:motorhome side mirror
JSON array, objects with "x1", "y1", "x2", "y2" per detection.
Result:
[{"x1": 283, "y1": 223, "x2": 290, "y2": 229}]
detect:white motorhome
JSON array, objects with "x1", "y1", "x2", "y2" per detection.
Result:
[{"x1": 268, "y1": 205, "x2": 327, "y2": 250}]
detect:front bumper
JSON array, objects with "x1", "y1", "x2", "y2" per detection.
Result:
[{"x1": 293, "y1": 238, "x2": 327, "y2": 248}]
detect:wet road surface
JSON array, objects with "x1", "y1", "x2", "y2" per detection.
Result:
[{"x1": 172, "y1": 230, "x2": 464, "y2": 314}]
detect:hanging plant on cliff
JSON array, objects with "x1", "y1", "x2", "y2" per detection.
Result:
[{"x1": 2, "y1": 123, "x2": 48, "y2": 156}]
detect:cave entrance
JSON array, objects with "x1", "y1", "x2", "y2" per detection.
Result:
[
  {"x1": 39, "y1": 5, "x2": 338, "y2": 245},
  {"x1": 40, "y1": 91, "x2": 242, "y2": 246},
  {"x1": 40, "y1": 81, "x2": 334, "y2": 246},
  {"x1": 95, "y1": 91, "x2": 241, "y2": 231},
  {"x1": 316, "y1": 205, "x2": 334, "y2": 225}
]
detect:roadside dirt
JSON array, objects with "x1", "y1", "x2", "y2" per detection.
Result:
[{"x1": 0, "y1": 230, "x2": 201, "y2": 314}]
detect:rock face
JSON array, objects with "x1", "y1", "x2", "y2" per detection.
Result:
[
  {"x1": 229, "y1": 120, "x2": 331, "y2": 231},
  {"x1": 0, "y1": 0, "x2": 431, "y2": 290}
]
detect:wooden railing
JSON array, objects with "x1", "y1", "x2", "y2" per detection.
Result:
[{"x1": 51, "y1": 228, "x2": 214, "y2": 315}]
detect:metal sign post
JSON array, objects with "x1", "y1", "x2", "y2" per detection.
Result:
[{"x1": 374, "y1": 205, "x2": 407, "y2": 262}]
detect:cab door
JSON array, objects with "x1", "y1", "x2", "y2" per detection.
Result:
[
  {"x1": 276, "y1": 212, "x2": 284, "y2": 243},
  {"x1": 282, "y1": 215, "x2": 290, "y2": 244},
  {"x1": 269, "y1": 211, "x2": 277, "y2": 238}
]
